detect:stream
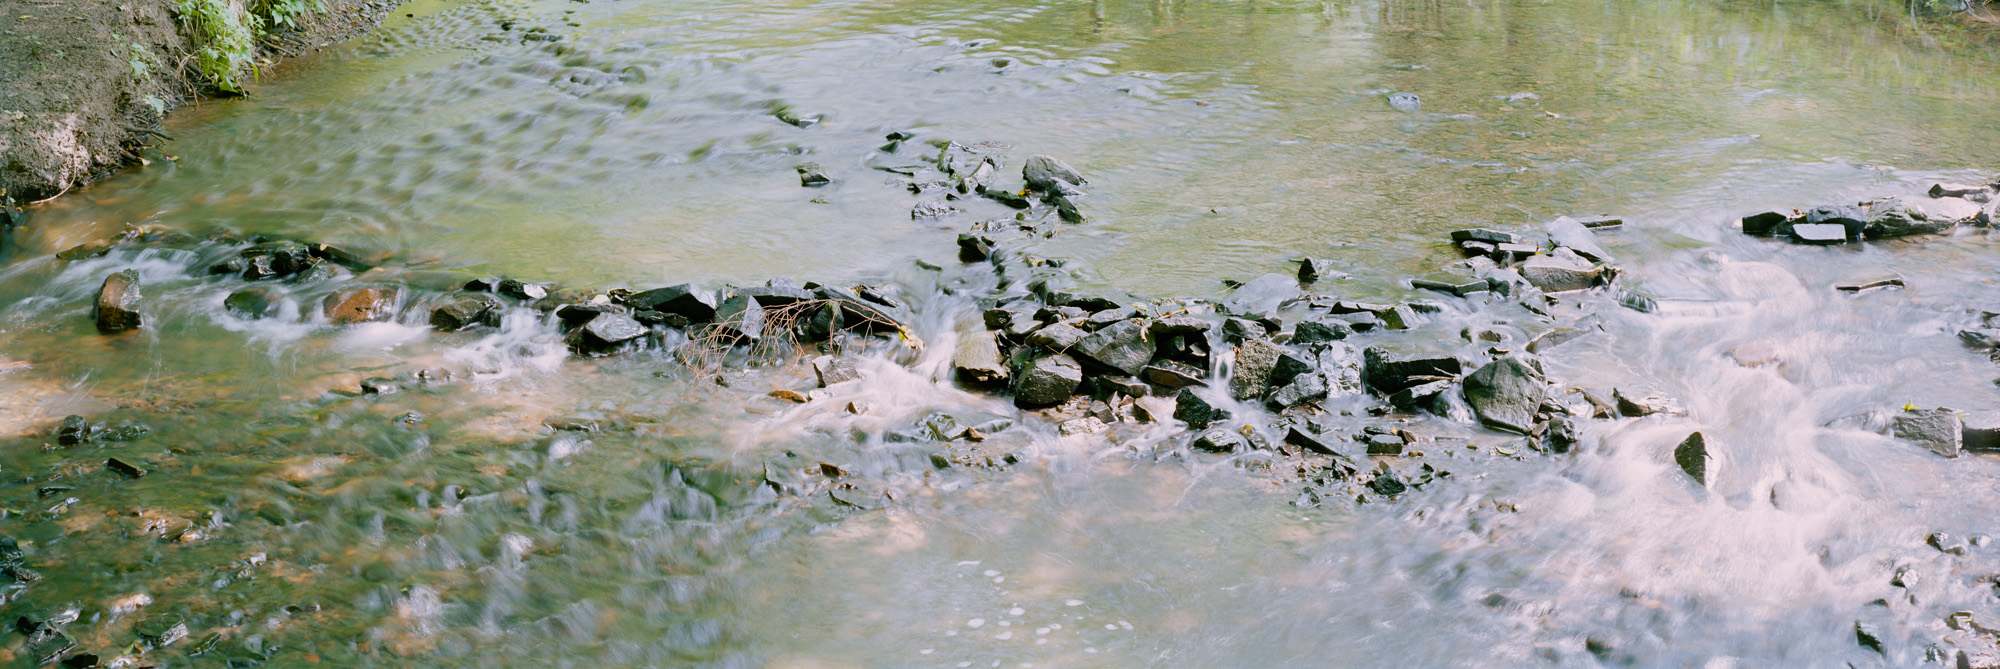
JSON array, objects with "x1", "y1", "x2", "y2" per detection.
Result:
[{"x1": 6, "y1": 0, "x2": 2000, "y2": 666}]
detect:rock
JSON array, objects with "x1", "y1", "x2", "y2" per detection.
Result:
[
  {"x1": 1915, "y1": 196, "x2": 1983, "y2": 223},
  {"x1": 1615, "y1": 288, "x2": 1658, "y2": 313},
  {"x1": 93, "y1": 270, "x2": 143, "y2": 333},
  {"x1": 1022, "y1": 155, "x2": 1086, "y2": 194},
  {"x1": 1574, "y1": 215, "x2": 1624, "y2": 229},
  {"x1": 1292, "y1": 318, "x2": 1352, "y2": 344},
  {"x1": 1674, "y1": 431, "x2": 1710, "y2": 485},
  {"x1": 429, "y1": 296, "x2": 498, "y2": 331},
  {"x1": 1835, "y1": 275, "x2": 1904, "y2": 292},
  {"x1": 497, "y1": 279, "x2": 549, "y2": 300},
  {"x1": 796, "y1": 162, "x2": 830, "y2": 187},
  {"x1": 1963, "y1": 412, "x2": 2000, "y2": 452},
  {"x1": 1222, "y1": 317, "x2": 1272, "y2": 342},
  {"x1": 1049, "y1": 193, "x2": 1086, "y2": 223},
  {"x1": 1800, "y1": 205, "x2": 1865, "y2": 240},
  {"x1": 1084, "y1": 306, "x2": 1139, "y2": 330},
  {"x1": 56, "y1": 415, "x2": 93, "y2": 445},
  {"x1": 1230, "y1": 338, "x2": 1285, "y2": 400},
  {"x1": 106, "y1": 457, "x2": 146, "y2": 478},
  {"x1": 953, "y1": 330, "x2": 1009, "y2": 385},
  {"x1": 1094, "y1": 374, "x2": 1149, "y2": 398},
  {"x1": 1267, "y1": 372, "x2": 1329, "y2": 409},
  {"x1": 1864, "y1": 197, "x2": 1956, "y2": 239},
  {"x1": 324, "y1": 286, "x2": 398, "y2": 325},
  {"x1": 1173, "y1": 388, "x2": 1222, "y2": 429},
  {"x1": 1463, "y1": 356, "x2": 1547, "y2": 435},
  {"x1": 1387, "y1": 379, "x2": 1454, "y2": 413},
  {"x1": 1613, "y1": 388, "x2": 1683, "y2": 417},
  {"x1": 734, "y1": 284, "x2": 815, "y2": 308},
  {"x1": 1930, "y1": 182, "x2": 1993, "y2": 200},
  {"x1": 912, "y1": 200, "x2": 959, "y2": 219},
  {"x1": 1192, "y1": 428, "x2": 1246, "y2": 453},
  {"x1": 1142, "y1": 361, "x2": 1207, "y2": 388},
  {"x1": 1386, "y1": 91, "x2": 1421, "y2": 112},
  {"x1": 1014, "y1": 354, "x2": 1083, "y2": 407},
  {"x1": 1365, "y1": 433, "x2": 1406, "y2": 455},
  {"x1": 1527, "y1": 326, "x2": 1594, "y2": 353},
  {"x1": 957, "y1": 233, "x2": 994, "y2": 262},
  {"x1": 24, "y1": 631, "x2": 76, "y2": 666},
  {"x1": 1377, "y1": 304, "x2": 1420, "y2": 330},
  {"x1": 1026, "y1": 322, "x2": 1088, "y2": 352},
  {"x1": 628, "y1": 284, "x2": 719, "y2": 322},
  {"x1": 566, "y1": 312, "x2": 647, "y2": 353},
  {"x1": 1411, "y1": 273, "x2": 1489, "y2": 297},
  {"x1": 1854, "y1": 621, "x2": 1885, "y2": 655},
  {"x1": 239, "y1": 241, "x2": 318, "y2": 280},
  {"x1": 1450, "y1": 228, "x2": 1516, "y2": 245},
  {"x1": 1893, "y1": 407, "x2": 1963, "y2": 458},
  {"x1": 134, "y1": 612, "x2": 188, "y2": 647},
  {"x1": 221, "y1": 287, "x2": 282, "y2": 320},
  {"x1": 1073, "y1": 320, "x2": 1153, "y2": 376},
  {"x1": 1283, "y1": 425, "x2": 1340, "y2": 455},
  {"x1": 1058, "y1": 417, "x2": 1108, "y2": 436},
  {"x1": 1220, "y1": 273, "x2": 1301, "y2": 316},
  {"x1": 812, "y1": 356, "x2": 860, "y2": 387},
  {"x1": 57, "y1": 240, "x2": 113, "y2": 261},
  {"x1": 1546, "y1": 216, "x2": 1612, "y2": 262},
  {"x1": 710, "y1": 295, "x2": 766, "y2": 341},
  {"x1": 1298, "y1": 258, "x2": 1344, "y2": 283},
  {"x1": 983, "y1": 189, "x2": 1032, "y2": 209},
  {"x1": 1739, "y1": 211, "x2": 1794, "y2": 236},
  {"x1": 543, "y1": 416, "x2": 600, "y2": 432},
  {"x1": 1518, "y1": 253, "x2": 1600, "y2": 293},
  {"x1": 1545, "y1": 415, "x2": 1579, "y2": 453},
  {"x1": 1362, "y1": 348, "x2": 1462, "y2": 394}
]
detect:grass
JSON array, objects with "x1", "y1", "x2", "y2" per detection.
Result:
[{"x1": 173, "y1": 0, "x2": 324, "y2": 92}]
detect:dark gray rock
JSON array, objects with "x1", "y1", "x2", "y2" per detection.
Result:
[
  {"x1": 1292, "y1": 318, "x2": 1352, "y2": 344},
  {"x1": 711, "y1": 295, "x2": 767, "y2": 341},
  {"x1": 1267, "y1": 372, "x2": 1329, "y2": 409},
  {"x1": 1298, "y1": 258, "x2": 1345, "y2": 283},
  {"x1": 1546, "y1": 216, "x2": 1612, "y2": 262},
  {"x1": 238, "y1": 241, "x2": 317, "y2": 280},
  {"x1": 953, "y1": 330, "x2": 1010, "y2": 385},
  {"x1": 1518, "y1": 253, "x2": 1600, "y2": 293},
  {"x1": 1675, "y1": 431, "x2": 1709, "y2": 486},
  {"x1": 1230, "y1": 338, "x2": 1285, "y2": 400},
  {"x1": 1074, "y1": 319, "x2": 1153, "y2": 376},
  {"x1": 56, "y1": 415, "x2": 92, "y2": 445},
  {"x1": 1143, "y1": 360, "x2": 1207, "y2": 388},
  {"x1": 1463, "y1": 356, "x2": 1547, "y2": 435},
  {"x1": 1614, "y1": 388, "x2": 1683, "y2": 417},
  {"x1": 1365, "y1": 432, "x2": 1406, "y2": 455},
  {"x1": 1084, "y1": 306, "x2": 1140, "y2": 330},
  {"x1": 134, "y1": 612, "x2": 188, "y2": 648},
  {"x1": 430, "y1": 296, "x2": 499, "y2": 331},
  {"x1": 1094, "y1": 374, "x2": 1149, "y2": 398},
  {"x1": 567, "y1": 313, "x2": 647, "y2": 353},
  {"x1": 957, "y1": 233, "x2": 994, "y2": 262},
  {"x1": 1362, "y1": 348, "x2": 1462, "y2": 394},
  {"x1": 498, "y1": 279, "x2": 549, "y2": 300},
  {"x1": 1854, "y1": 621, "x2": 1884, "y2": 655},
  {"x1": 93, "y1": 269, "x2": 142, "y2": 333},
  {"x1": 1014, "y1": 354, "x2": 1083, "y2": 407},
  {"x1": 1222, "y1": 317, "x2": 1272, "y2": 342},
  {"x1": 1220, "y1": 273, "x2": 1301, "y2": 316},
  {"x1": 1022, "y1": 155, "x2": 1087, "y2": 194},
  {"x1": 106, "y1": 457, "x2": 146, "y2": 478},
  {"x1": 1192, "y1": 428, "x2": 1247, "y2": 453},
  {"x1": 1387, "y1": 379, "x2": 1454, "y2": 413},
  {"x1": 1545, "y1": 415, "x2": 1579, "y2": 453},
  {"x1": 629, "y1": 284, "x2": 719, "y2": 322},
  {"x1": 1026, "y1": 322, "x2": 1088, "y2": 352},
  {"x1": 1803, "y1": 205, "x2": 1866, "y2": 238},
  {"x1": 24, "y1": 630, "x2": 75, "y2": 665},
  {"x1": 1893, "y1": 407, "x2": 1962, "y2": 458},
  {"x1": 1174, "y1": 388, "x2": 1223, "y2": 429},
  {"x1": 735, "y1": 284, "x2": 815, "y2": 308},
  {"x1": 1930, "y1": 182, "x2": 1994, "y2": 199},
  {"x1": 796, "y1": 162, "x2": 830, "y2": 187},
  {"x1": 1411, "y1": 273, "x2": 1489, "y2": 297},
  {"x1": 1739, "y1": 211, "x2": 1793, "y2": 237},
  {"x1": 1864, "y1": 197, "x2": 1955, "y2": 239},
  {"x1": 224, "y1": 287, "x2": 283, "y2": 319},
  {"x1": 1964, "y1": 412, "x2": 2000, "y2": 452},
  {"x1": 912, "y1": 200, "x2": 959, "y2": 219},
  {"x1": 1450, "y1": 228, "x2": 1516, "y2": 245}
]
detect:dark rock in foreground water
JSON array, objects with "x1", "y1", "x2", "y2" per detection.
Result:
[
  {"x1": 1546, "y1": 216, "x2": 1612, "y2": 262},
  {"x1": 953, "y1": 330, "x2": 1009, "y2": 385},
  {"x1": 1074, "y1": 319, "x2": 1153, "y2": 376},
  {"x1": 1022, "y1": 155, "x2": 1087, "y2": 194},
  {"x1": 1893, "y1": 407, "x2": 1963, "y2": 458},
  {"x1": 567, "y1": 312, "x2": 647, "y2": 354},
  {"x1": 1230, "y1": 338, "x2": 1285, "y2": 400},
  {"x1": 1362, "y1": 348, "x2": 1462, "y2": 394},
  {"x1": 1462, "y1": 356, "x2": 1546, "y2": 435},
  {"x1": 93, "y1": 269, "x2": 143, "y2": 333},
  {"x1": 1675, "y1": 431, "x2": 1709, "y2": 486},
  {"x1": 1193, "y1": 428, "x2": 1246, "y2": 453},
  {"x1": 1174, "y1": 388, "x2": 1222, "y2": 429},
  {"x1": 1738, "y1": 211, "x2": 1793, "y2": 237},
  {"x1": 628, "y1": 284, "x2": 718, "y2": 322},
  {"x1": 1014, "y1": 354, "x2": 1083, "y2": 407},
  {"x1": 224, "y1": 287, "x2": 283, "y2": 320}
]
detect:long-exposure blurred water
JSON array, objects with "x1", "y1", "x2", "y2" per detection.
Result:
[{"x1": 5, "y1": 0, "x2": 2000, "y2": 665}]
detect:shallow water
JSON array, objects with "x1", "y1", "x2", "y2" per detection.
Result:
[{"x1": 6, "y1": 0, "x2": 2000, "y2": 666}]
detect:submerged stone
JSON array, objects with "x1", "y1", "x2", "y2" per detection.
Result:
[
  {"x1": 1173, "y1": 388, "x2": 1222, "y2": 429},
  {"x1": 93, "y1": 269, "x2": 143, "y2": 333},
  {"x1": 812, "y1": 356, "x2": 861, "y2": 387},
  {"x1": 1220, "y1": 273, "x2": 1300, "y2": 316},
  {"x1": 1411, "y1": 273, "x2": 1489, "y2": 297},
  {"x1": 1298, "y1": 257, "x2": 1345, "y2": 284},
  {"x1": 1546, "y1": 216, "x2": 1612, "y2": 262},
  {"x1": 1614, "y1": 388, "x2": 1683, "y2": 417},
  {"x1": 324, "y1": 286, "x2": 398, "y2": 325},
  {"x1": 430, "y1": 296, "x2": 498, "y2": 331}
]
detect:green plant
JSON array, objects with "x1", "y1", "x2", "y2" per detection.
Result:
[
  {"x1": 253, "y1": 0, "x2": 325, "y2": 29},
  {"x1": 175, "y1": 0, "x2": 257, "y2": 92}
]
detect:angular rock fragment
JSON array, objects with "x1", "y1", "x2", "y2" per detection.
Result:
[
  {"x1": 1546, "y1": 216, "x2": 1612, "y2": 262},
  {"x1": 1173, "y1": 388, "x2": 1222, "y2": 429},
  {"x1": 1362, "y1": 348, "x2": 1462, "y2": 394},
  {"x1": 94, "y1": 270, "x2": 143, "y2": 333},
  {"x1": 1518, "y1": 252, "x2": 1600, "y2": 293},
  {"x1": 1298, "y1": 257, "x2": 1344, "y2": 284},
  {"x1": 1220, "y1": 273, "x2": 1301, "y2": 317},
  {"x1": 1893, "y1": 407, "x2": 1963, "y2": 458},
  {"x1": 1675, "y1": 431, "x2": 1709, "y2": 486},
  {"x1": 1230, "y1": 338, "x2": 1285, "y2": 400},
  {"x1": 324, "y1": 286, "x2": 397, "y2": 325},
  {"x1": 812, "y1": 356, "x2": 860, "y2": 387},
  {"x1": 953, "y1": 330, "x2": 1010, "y2": 385},
  {"x1": 1791, "y1": 223, "x2": 1851, "y2": 245},
  {"x1": 566, "y1": 312, "x2": 647, "y2": 354},
  {"x1": 1014, "y1": 354, "x2": 1082, "y2": 407},
  {"x1": 1462, "y1": 356, "x2": 1547, "y2": 435},
  {"x1": 1143, "y1": 360, "x2": 1206, "y2": 388},
  {"x1": 224, "y1": 287, "x2": 283, "y2": 320},
  {"x1": 1411, "y1": 273, "x2": 1489, "y2": 297},
  {"x1": 1614, "y1": 388, "x2": 1683, "y2": 417},
  {"x1": 430, "y1": 296, "x2": 498, "y2": 331},
  {"x1": 1192, "y1": 428, "x2": 1246, "y2": 453},
  {"x1": 628, "y1": 284, "x2": 719, "y2": 322},
  {"x1": 1026, "y1": 322, "x2": 1088, "y2": 352},
  {"x1": 1739, "y1": 211, "x2": 1794, "y2": 237},
  {"x1": 1074, "y1": 319, "x2": 1153, "y2": 376},
  {"x1": 1022, "y1": 155, "x2": 1086, "y2": 194},
  {"x1": 796, "y1": 162, "x2": 830, "y2": 187}
]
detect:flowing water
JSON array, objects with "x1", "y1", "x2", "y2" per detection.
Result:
[{"x1": 6, "y1": 0, "x2": 2000, "y2": 665}]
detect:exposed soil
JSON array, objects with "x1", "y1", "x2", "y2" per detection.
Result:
[{"x1": 0, "y1": 0, "x2": 401, "y2": 205}]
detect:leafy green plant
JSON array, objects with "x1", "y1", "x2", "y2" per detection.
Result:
[
  {"x1": 253, "y1": 0, "x2": 325, "y2": 30},
  {"x1": 175, "y1": 0, "x2": 257, "y2": 92}
]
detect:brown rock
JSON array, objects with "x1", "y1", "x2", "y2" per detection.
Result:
[
  {"x1": 93, "y1": 269, "x2": 143, "y2": 333},
  {"x1": 324, "y1": 287, "x2": 398, "y2": 325}
]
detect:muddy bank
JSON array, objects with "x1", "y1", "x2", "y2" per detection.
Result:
[{"x1": 0, "y1": 0, "x2": 402, "y2": 205}]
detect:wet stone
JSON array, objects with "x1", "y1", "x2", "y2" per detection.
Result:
[
  {"x1": 25, "y1": 631, "x2": 76, "y2": 665},
  {"x1": 1451, "y1": 228, "x2": 1517, "y2": 245},
  {"x1": 94, "y1": 269, "x2": 143, "y2": 333},
  {"x1": 1411, "y1": 273, "x2": 1489, "y2": 297},
  {"x1": 1362, "y1": 348, "x2": 1462, "y2": 394},
  {"x1": 1894, "y1": 407, "x2": 1963, "y2": 458},
  {"x1": 429, "y1": 296, "x2": 499, "y2": 331},
  {"x1": 1931, "y1": 182, "x2": 1995, "y2": 199},
  {"x1": 1220, "y1": 273, "x2": 1301, "y2": 317},
  {"x1": 1365, "y1": 433, "x2": 1406, "y2": 455},
  {"x1": 324, "y1": 286, "x2": 397, "y2": 325},
  {"x1": 1223, "y1": 317, "x2": 1272, "y2": 342},
  {"x1": 360, "y1": 377, "x2": 399, "y2": 395},
  {"x1": 1739, "y1": 211, "x2": 1794, "y2": 236},
  {"x1": 567, "y1": 312, "x2": 647, "y2": 354},
  {"x1": 1292, "y1": 318, "x2": 1352, "y2": 344},
  {"x1": 56, "y1": 415, "x2": 93, "y2": 445},
  {"x1": 1026, "y1": 322, "x2": 1088, "y2": 353},
  {"x1": 1192, "y1": 428, "x2": 1247, "y2": 453},
  {"x1": 1230, "y1": 338, "x2": 1285, "y2": 400},
  {"x1": 1963, "y1": 412, "x2": 2000, "y2": 452},
  {"x1": 1545, "y1": 415, "x2": 1579, "y2": 453},
  {"x1": 912, "y1": 200, "x2": 959, "y2": 219},
  {"x1": 1675, "y1": 431, "x2": 1709, "y2": 486},
  {"x1": 1835, "y1": 275, "x2": 1904, "y2": 292},
  {"x1": 1022, "y1": 155, "x2": 1087, "y2": 194},
  {"x1": 1518, "y1": 253, "x2": 1600, "y2": 293},
  {"x1": 1614, "y1": 388, "x2": 1683, "y2": 417},
  {"x1": 1058, "y1": 417, "x2": 1108, "y2": 436},
  {"x1": 1074, "y1": 319, "x2": 1154, "y2": 376},
  {"x1": 1284, "y1": 425, "x2": 1339, "y2": 455},
  {"x1": 735, "y1": 284, "x2": 815, "y2": 308},
  {"x1": 543, "y1": 416, "x2": 600, "y2": 432},
  {"x1": 1790, "y1": 222, "x2": 1851, "y2": 244},
  {"x1": 627, "y1": 284, "x2": 718, "y2": 322},
  {"x1": 1463, "y1": 356, "x2": 1547, "y2": 435},
  {"x1": 796, "y1": 162, "x2": 830, "y2": 187},
  {"x1": 1298, "y1": 257, "x2": 1344, "y2": 284},
  {"x1": 1804, "y1": 204, "x2": 1868, "y2": 237},
  {"x1": 1864, "y1": 197, "x2": 1957, "y2": 239},
  {"x1": 1014, "y1": 354, "x2": 1083, "y2": 407},
  {"x1": 106, "y1": 457, "x2": 146, "y2": 478},
  {"x1": 957, "y1": 233, "x2": 994, "y2": 262},
  {"x1": 224, "y1": 288, "x2": 283, "y2": 319},
  {"x1": 953, "y1": 330, "x2": 1010, "y2": 385},
  {"x1": 135, "y1": 612, "x2": 188, "y2": 647},
  {"x1": 710, "y1": 295, "x2": 766, "y2": 341},
  {"x1": 1267, "y1": 372, "x2": 1329, "y2": 410},
  {"x1": 1387, "y1": 379, "x2": 1454, "y2": 413},
  {"x1": 1174, "y1": 388, "x2": 1222, "y2": 429},
  {"x1": 1142, "y1": 361, "x2": 1206, "y2": 389},
  {"x1": 498, "y1": 279, "x2": 549, "y2": 300},
  {"x1": 1546, "y1": 216, "x2": 1612, "y2": 262},
  {"x1": 812, "y1": 356, "x2": 861, "y2": 387}
]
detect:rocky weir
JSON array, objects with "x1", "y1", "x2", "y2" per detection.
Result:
[{"x1": 9, "y1": 145, "x2": 2000, "y2": 664}]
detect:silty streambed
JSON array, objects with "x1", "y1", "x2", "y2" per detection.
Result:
[{"x1": 6, "y1": 0, "x2": 2000, "y2": 665}]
